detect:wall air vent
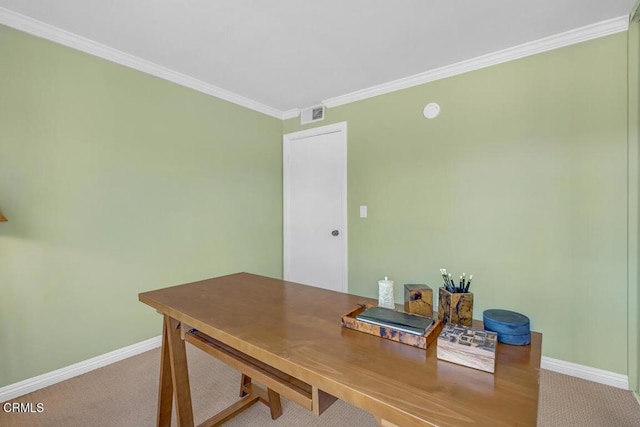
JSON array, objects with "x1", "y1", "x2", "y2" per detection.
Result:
[{"x1": 300, "y1": 105, "x2": 325, "y2": 125}]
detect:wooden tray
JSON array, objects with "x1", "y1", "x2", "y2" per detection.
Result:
[{"x1": 341, "y1": 304, "x2": 443, "y2": 349}]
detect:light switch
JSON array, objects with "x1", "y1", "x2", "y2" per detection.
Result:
[{"x1": 359, "y1": 206, "x2": 367, "y2": 218}]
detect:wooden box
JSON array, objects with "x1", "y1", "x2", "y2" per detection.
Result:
[
  {"x1": 438, "y1": 287, "x2": 473, "y2": 326},
  {"x1": 404, "y1": 284, "x2": 433, "y2": 317},
  {"x1": 341, "y1": 304, "x2": 443, "y2": 350},
  {"x1": 437, "y1": 323, "x2": 497, "y2": 373}
]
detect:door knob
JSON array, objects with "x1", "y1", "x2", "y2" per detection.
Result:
[{"x1": 331, "y1": 230, "x2": 339, "y2": 236}]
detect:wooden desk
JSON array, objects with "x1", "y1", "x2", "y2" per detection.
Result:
[{"x1": 139, "y1": 273, "x2": 541, "y2": 427}]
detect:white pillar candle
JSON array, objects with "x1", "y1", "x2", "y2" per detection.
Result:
[{"x1": 378, "y1": 276, "x2": 395, "y2": 309}]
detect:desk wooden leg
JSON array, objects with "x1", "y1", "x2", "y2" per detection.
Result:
[
  {"x1": 375, "y1": 416, "x2": 400, "y2": 427},
  {"x1": 238, "y1": 376, "x2": 283, "y2": 420},
  {"x1": 267, "y1": 388, "x2": 283, "y2": 419},
  {"x1": 312, "y1": 386, "x2": 338, "y2": 416},
  {"x1": 157, "y1": 319, "x2": 174, "y2": 427},
  {"x1": 165, "y1": 315, "x2": 195, "y2": 427},
  {"x1": 239, "y1": 374, "x2": 251, "y2": 397}
]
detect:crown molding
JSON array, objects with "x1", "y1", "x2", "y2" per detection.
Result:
[
  {"x1": 323, "y1": 15, "x2": 630, "y2": 109},
  {"x1": 0, "y1": 8, "x2": 630, "y2": 119},
  {"x1": 281, "y1": 108, "x2": 300, "y2": 120},
  {"x1": 0, "y1": 7, "x2": 286, "y2": 120}
]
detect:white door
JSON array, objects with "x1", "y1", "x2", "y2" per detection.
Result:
[{"x1": 283, "y1": 122, "x2": 347, "y2": 292}]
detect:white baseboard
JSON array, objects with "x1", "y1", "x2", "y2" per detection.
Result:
[
  {"x1": 541, "y1": 356, "x2": 629, "y2": 390},
  {"x1": 0, "y1": 336, "x2": 631, "y2": 402},
  {"x1": 0, "y1": 335, "x2": 162, "y2": 402}
]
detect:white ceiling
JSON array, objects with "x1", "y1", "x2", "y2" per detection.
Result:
[{"x1": 0, "y1": 1, "x2": 636, "y2": 116}]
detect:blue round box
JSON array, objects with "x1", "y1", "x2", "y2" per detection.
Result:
[{"x1": 483, "y1": 309, "x2": 531, "y2": 345}]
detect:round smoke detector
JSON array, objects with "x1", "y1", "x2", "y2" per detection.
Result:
[{"x1": 423, "y1": 102, "x2": 440, "y2": 119}]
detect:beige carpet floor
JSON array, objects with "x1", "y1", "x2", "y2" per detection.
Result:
[{"x1": 1, "y1": 345, "x2": 639, "y2": 426}]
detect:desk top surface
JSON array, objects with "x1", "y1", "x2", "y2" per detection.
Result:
[{"x1": 139, "y1": 272, "x2": 541, "y2": 427}]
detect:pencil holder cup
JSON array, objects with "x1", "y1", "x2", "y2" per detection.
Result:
[{"x1": 438, "y1": 287, "x2": 473, "y2": 326}]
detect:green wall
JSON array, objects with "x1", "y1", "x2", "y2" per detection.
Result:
[
  {"x1": 0, "y1": 25, "x2": 283, "y2": 387},
  {"x1": 285, "y1": 33, "x2": 629, "y2": 375},
  {"x1": 0, "y1": 22, "x2": 634, "y2": 388}
]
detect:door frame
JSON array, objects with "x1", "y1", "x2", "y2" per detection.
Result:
[{"x1": 283, "y1": 121, "x2": 348, "y2": 293}]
